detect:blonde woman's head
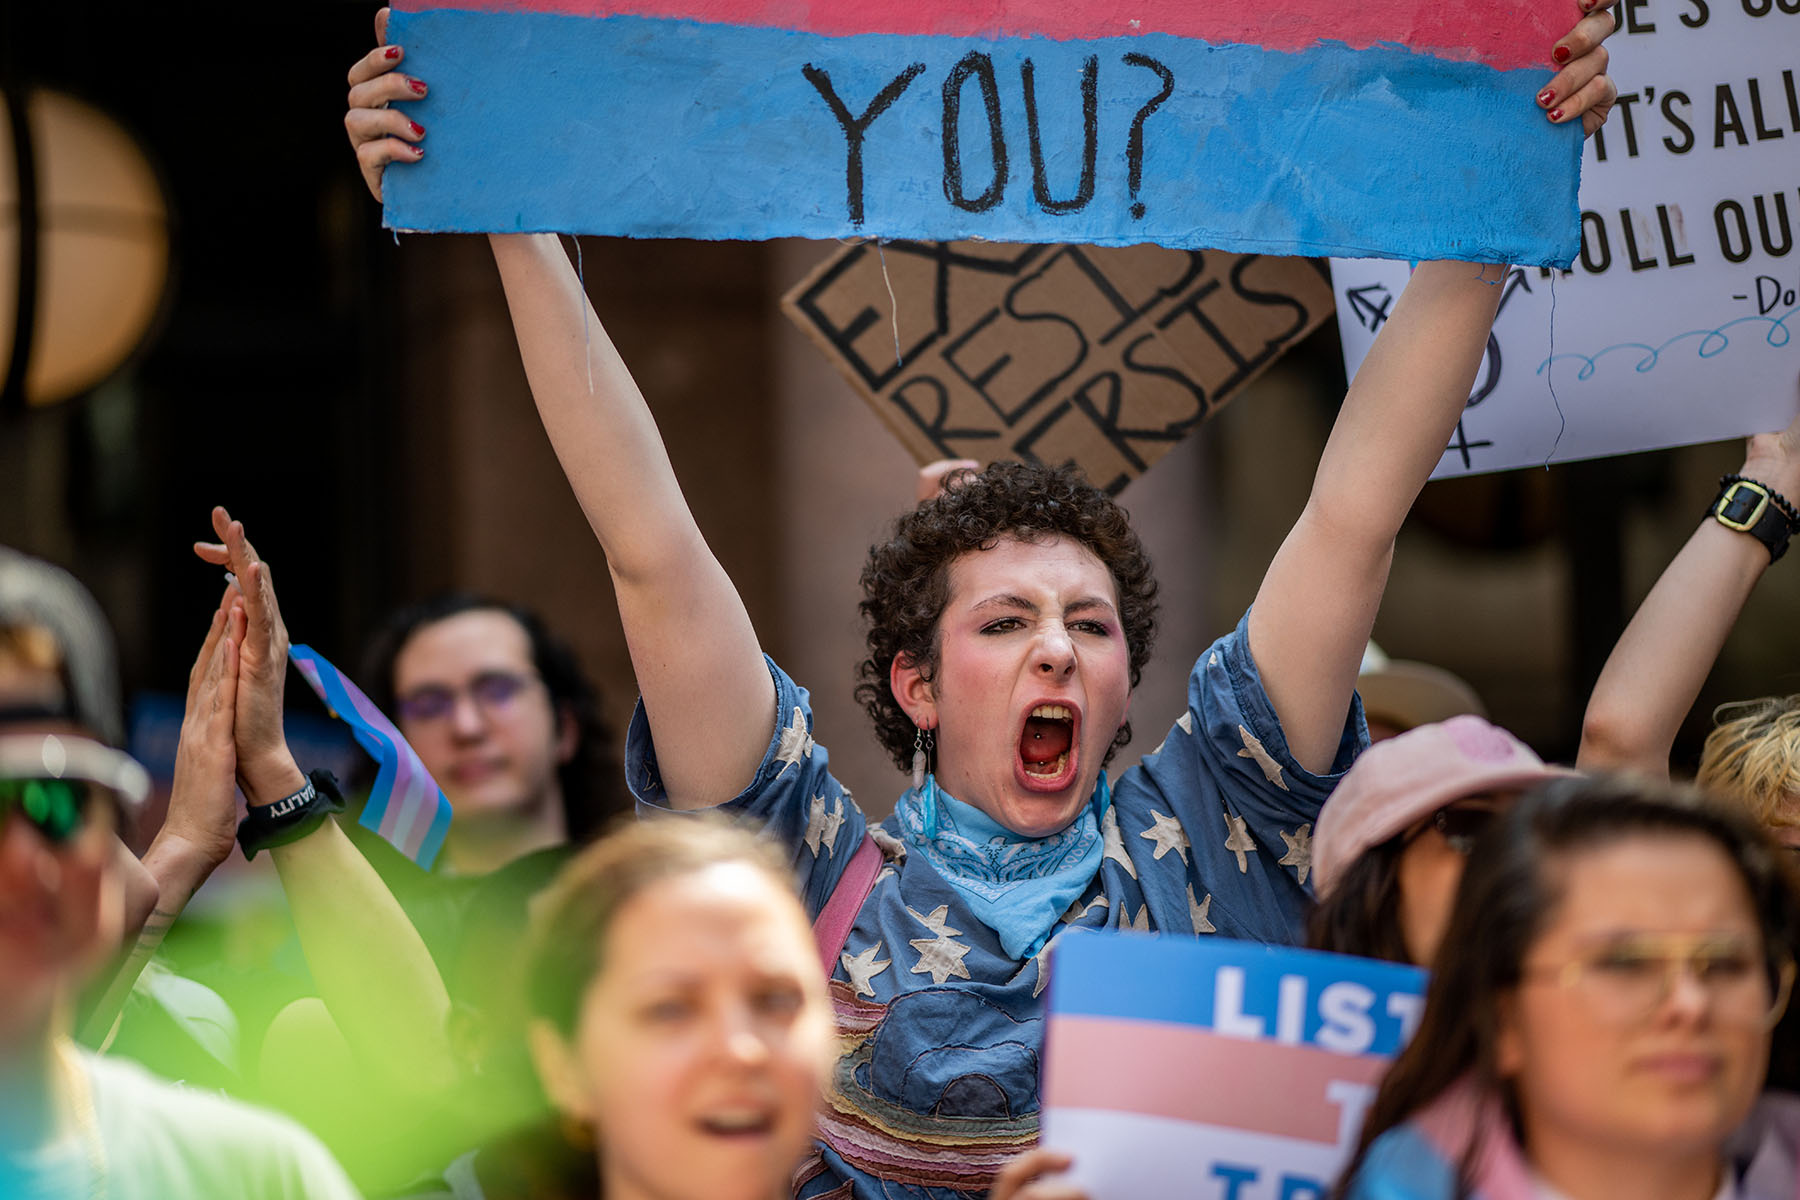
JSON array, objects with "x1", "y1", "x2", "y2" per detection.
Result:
[{"x1": 1698, "y1": 695, "x2": 1800, "y2": 839}]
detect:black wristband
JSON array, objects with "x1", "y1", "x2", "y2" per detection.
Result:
[
  {"x1": 1707, "y1": 477, "x2": 1794, "y2": 563},
  {"x1": 236, "y1": 769, "x2": 346, "y2": 860}
]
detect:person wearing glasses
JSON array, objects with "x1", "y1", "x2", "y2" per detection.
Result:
[
  {"x1": 0, "y1": 546, "x2": 361, "y2": 1199},
  {"x1": 1307, "y1": 716, "x2": 1572, "y2": 966},
  {"x1": 1337, "y1": 775, "x2": 1800, "y2": 1200},
  {"x1": 359, "y1": 594, "x2": 623, "y2": 880}
]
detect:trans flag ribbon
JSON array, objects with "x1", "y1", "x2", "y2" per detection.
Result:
[
  {"x1": 288, "y1": 644, "x2": 453, "y2": 870},
  {"x1": 382, "y1": 0, "x2": 1583, "y2": 265}
]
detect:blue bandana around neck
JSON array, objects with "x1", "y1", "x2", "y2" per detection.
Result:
[{"x1": 894, "y1": 773, "x2": 1111, "y2": 960}]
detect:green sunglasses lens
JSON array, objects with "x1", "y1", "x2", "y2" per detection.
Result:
[{"x1": 0, "y1": 777, "x2": 90, "y2": 843}]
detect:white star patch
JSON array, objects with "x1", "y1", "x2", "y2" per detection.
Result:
[
  {"x1": 803, "y1": 794, "x2": 845, "y2": 858},
  {"x1": 1117, "y1": 903, "x2": 1150, "y2": 933},
  {"x1": 1187, "y1": 884, "x2": 1216, "y2": 934},
  {"x1": 1209, "y1": 652, "x2": 1219, "y2": 668},
  {"x1": 1278, "y1": 823, "x2": 1313, "y2": 886},
  {"x1": 1138, "y1": 809, "x2": 1191, "y2": 865},
  {"x1": 1150, "y1": 711, "x2": 1194, "y2": 757},
  {"x1": 1236, "y1": 725, "x2": 1290, "y2": 791},
  {"x1": 1061, "y1": 893, "x2": 1109, "y2": 924},
  {"x1": 773, "y1": 706, "x2": 814, "y2": 777},
  {"x1": 1100, "y1": 805, "x2": 1139, "y2": 879},
  {"x1": 1028, "y1": 937, "x2": 1056, "y2": 997},
  {"x1": 1224, "y1": 812, "x2": 1257, "y2": 873},
  {"x1": 841, "y1": 943, "x2": 891, "y2": 998},
  {"x1": 909, "y1": 933, "x2": 973, "y2": 985},
  {"x1": 868, "y1": 826, "x2": 907, "y2": 863},
  {"x1": 905, "y1": 904, "x2": 961, "y2": 938}
]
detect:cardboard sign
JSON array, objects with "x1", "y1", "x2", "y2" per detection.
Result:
[
  {"x1": 1042, "y1": 931, "x2": 1426, "y2": 1199},
  {"x1": 781, "y1": 240, "x2": 1335, "y2": 493},
  {"x1": 1333, "y1": 3, "x2": 1800, "y2": 478},
  {"x1": 383, "y1": 0, "x2": 1582, "y2": 265}
]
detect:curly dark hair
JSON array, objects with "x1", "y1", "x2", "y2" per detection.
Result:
[
  {"x1": 855, "y1": 461, "x2": 1159, "y2": 772},
  {"x1": 362, "y1": 593, "x2": 626, "y2": 844}
]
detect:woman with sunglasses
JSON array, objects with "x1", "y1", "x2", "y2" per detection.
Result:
[
  {"x1": 1338, "y1": 774, "x2": 1800, "y2": 1200},
  {"x1": 1308, "y1": 716, "x2": 1572, "y2": 966}
]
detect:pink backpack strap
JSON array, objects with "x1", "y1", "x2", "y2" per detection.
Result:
[{"x1": 814, "y1": 834, "x2": 883, "y2": 974}]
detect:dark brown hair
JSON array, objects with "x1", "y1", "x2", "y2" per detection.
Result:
[
  {"x1": 1305, "y1": 834, "x2": 1412, "y2": 965},
  {"x1": 855, "y1": 461, "x2": 1158, "y2": 771},
  {"x1": 363, "y1": 592, "x2": 625, "y2": 843},
  {"x1": 1338, "y1": 774, "x2": 1800, "y2": 1198}
]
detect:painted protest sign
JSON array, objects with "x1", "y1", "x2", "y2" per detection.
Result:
[
  {"x1": 1333, "y1": 2, "x2": 1800, "y2": 478},
  {"x1": 384, "y1": 0, "x2": 1582, "y2": 265},
  {"x1": 1042, "y1": 931, "x2": 1426, "y2": 1199},
  {"x1": 782, "y1": 241, "x2": 1335, "y2": 494}
]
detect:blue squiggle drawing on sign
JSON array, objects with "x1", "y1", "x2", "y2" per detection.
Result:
[{"x1": 1538, "y1": 306, "x2": 1798, "y2": 381}]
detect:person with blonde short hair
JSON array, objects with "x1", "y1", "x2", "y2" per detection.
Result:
[{"x1": 1698, "y1": 696, "x2": 1800, "y2": 844}]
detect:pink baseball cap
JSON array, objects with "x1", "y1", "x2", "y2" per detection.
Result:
[{"x1": 1312, "y1": 715, "x2": 1575, "y2": 897}]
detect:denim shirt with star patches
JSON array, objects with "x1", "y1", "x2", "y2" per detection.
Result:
[{"x1": 626, "y1": 608, "x2": 1368, "y2": 1200}]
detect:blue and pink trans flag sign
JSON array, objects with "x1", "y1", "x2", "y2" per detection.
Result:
[
  {"x1": 290, "y1": 645, "x2": 453, "y2": 870},
  {"x1": 383, "y1": 0, "x2": 1584, "y2": 266},
  {"x1": 1042, "y1": 931, "x2": 1426, "y2": 1198}
]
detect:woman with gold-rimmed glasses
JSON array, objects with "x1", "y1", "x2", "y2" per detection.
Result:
[{"x1": 1338, "y1": 775, "x2": 1800, "y2": 1200}]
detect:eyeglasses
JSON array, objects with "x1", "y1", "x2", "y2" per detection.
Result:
[
  {"x1": 396, "y1": 671, "x2": 538, "y2": 724},
  {"x1": 1521, "y1": 933, "x2": 1796, "y2": 1029},
  {"x1": 0, "y1": 734, "x2": 149, "y2": 846},
  {"x1": 1405, "y1": 804, "x2": 1501, "y2": 854}
]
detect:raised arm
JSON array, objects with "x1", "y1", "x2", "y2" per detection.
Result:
[
  {"x1": 1249, "y1": 1, "x2": 1618, "y2": 773},
  {"x1": 1579, "y1": 389, "x2": 1800, "y2": 777},
  {"x1": 1248, "y1": 262, "x2": 1508, "y2": 772},
  {"x1": 486, "y1": 236, "x2": 775, "y2": 804},
  {"x1": 346, "y1": 9, "x2": 773, "y2": 804},
  {"x1": 198, "y1": 508, "x2": 456, "y2": 1094}
]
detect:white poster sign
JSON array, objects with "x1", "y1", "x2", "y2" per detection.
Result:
[{"x1": 1333, "y1": 0, "x2": 1800, "y2": 477}]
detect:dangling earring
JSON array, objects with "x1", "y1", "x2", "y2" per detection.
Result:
[
  {"x1": 912, "y1": 724, "x2": 942, "y2": 840},
  {"x1": 912, "y1": 725, "x2": 934, "y2": 791}
]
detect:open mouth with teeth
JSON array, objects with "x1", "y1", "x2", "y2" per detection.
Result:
[
  {"x1": 695, "y1": 1110, "x2": 777, "y2": 1140},
  {"x1": 1017, "y1": 703, "x2": 1078, "y2": 790}
]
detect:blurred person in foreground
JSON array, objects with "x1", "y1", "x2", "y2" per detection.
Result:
[
  {"x1": 408, "y1": 817, "x2": 836, "y2": 1200},
  {"x1": 0, "y1": 546, "x2": 360, "y2": 1199},
  {"x1": 1338, "y1": 775, "x2": 1800, "y2": 1200}
]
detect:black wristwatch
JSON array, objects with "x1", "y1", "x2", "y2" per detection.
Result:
[
  {"x1": 1708, "y1": 476, "x2": 1795, "y2": 562},
  {"x1": 237, "y1": 769, "x2": 346, "y2": 860}
]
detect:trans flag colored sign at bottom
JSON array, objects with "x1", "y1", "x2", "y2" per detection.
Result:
[{"x1": 1042, "y1": 931, "x2": 1426, "y2": 1199}]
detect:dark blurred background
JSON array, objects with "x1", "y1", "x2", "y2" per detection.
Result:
[{"x1": 5, "y1": 2, "x2": 1796, "y2": 820}]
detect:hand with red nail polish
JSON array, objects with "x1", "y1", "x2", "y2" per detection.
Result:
[
  {"x1": 1538, "y1": 0, "x2": 1619, "y2": 138},
  {"x1": 345, "y1": 7, "x2": 428, "y2": 202}
]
